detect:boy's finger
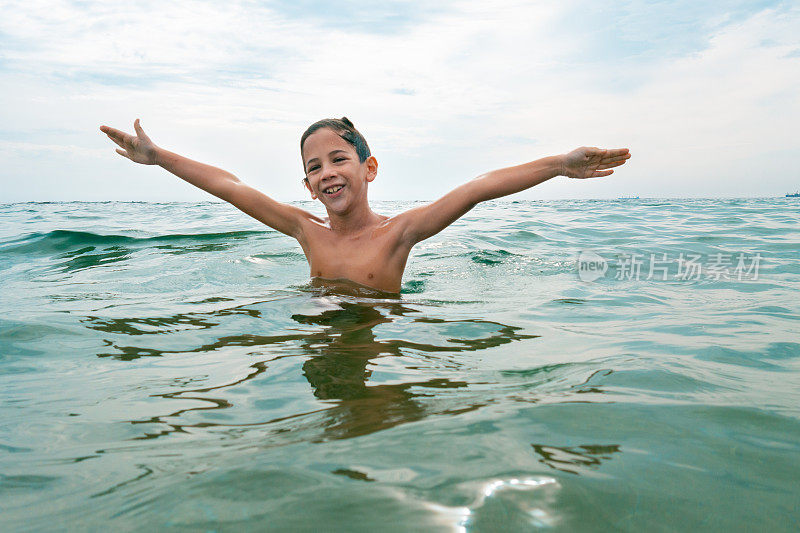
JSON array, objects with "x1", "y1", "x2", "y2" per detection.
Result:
[
  {"x1": 115, "y1": 148, "x2": 131, "y2": 160},
  {"x1": 103, "y1": 128, "x2": 128, "y2": 145},
  {"x1": 133, "y1": 118, "x2": 150, "y2": 140},
  {"x1": 602, "y1": 153, "x2": 630, "y2": 163},
  {"x1": 106, "y1": 134, "x2": 127, "y2": 149},
  {"x1": 597, "y1": 160, "x2": 627, "y2": 170},
  {"x1": 102, "y1": 126, "x2": 125, "y2": 138},
  {"x1": 599, "y1": 156, "x2": 629, "y2": 166},
  {"x1": 592, "y1": 169, "x2": 613, "y2": 177}
]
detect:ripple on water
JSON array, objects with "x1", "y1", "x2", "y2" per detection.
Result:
[{"x1": 2, "y1": 199, "x2": 800, "y2": 531}]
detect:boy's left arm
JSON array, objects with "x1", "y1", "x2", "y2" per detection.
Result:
[{"x1": 397, "y1": 147, "x2": 630, "y2": 245}]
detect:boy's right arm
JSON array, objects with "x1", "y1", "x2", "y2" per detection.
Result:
[{"x1": 100, "y1": 120, "x2": 313, "y2": 238}]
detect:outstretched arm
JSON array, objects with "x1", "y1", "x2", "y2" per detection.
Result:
[
  {"x1": 100, "y1": 120, "x2": 313, "y2": 238},
  {"x1": 398, "y1": 147, "x2": 630, "y2": 244}
]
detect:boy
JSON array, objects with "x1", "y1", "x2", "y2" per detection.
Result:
[{"x1": 100, "y1": 117, "x2": 630, "y2": 293}]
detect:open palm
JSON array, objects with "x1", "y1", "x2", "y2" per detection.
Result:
[
  {"x1": 562, "y1": 147, "x2": 630, "y2": 179},
  {"x1": 100, "y1": 119, "x2": 158, "y2": 165}
]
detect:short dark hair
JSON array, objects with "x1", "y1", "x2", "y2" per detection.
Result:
[{"x1": 300, "y1": 117, "x2": 371, "y2": 168}]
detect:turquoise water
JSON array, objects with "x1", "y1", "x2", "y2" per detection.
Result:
[{"x1": 1, "y1": 198, "x2": 799, "y2": 531}]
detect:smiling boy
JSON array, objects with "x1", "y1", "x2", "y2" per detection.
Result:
[{"x1": 100, "y1": 117, "x2": 630, "y2": 293}]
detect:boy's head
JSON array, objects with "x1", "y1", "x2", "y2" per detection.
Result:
[
  {"x1": 300, "y1": 117, "x2": 371, "y2": 169},
  {"x1": 300, "y1": 117, "x2": 378, "y2": 209}
]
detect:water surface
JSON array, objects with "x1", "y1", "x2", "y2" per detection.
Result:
[{"x1": 1, "y1": 198, "x2": 799, "y2": 531}]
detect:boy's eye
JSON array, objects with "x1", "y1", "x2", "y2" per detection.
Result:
[
  {"x1": 334, "y1": 157, "x2": 346, "y2": 163},
  {"x1": 307, "y1": 165, "x2": 320, "y2": 173}
]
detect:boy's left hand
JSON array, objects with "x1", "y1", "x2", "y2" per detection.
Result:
[{"x1": 561, "y1": 147, "x2": 630, "y2": 179}]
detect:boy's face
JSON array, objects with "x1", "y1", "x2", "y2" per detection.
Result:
[{"x1": 302, "y1": 128, "x2": 377, "y2": 214}]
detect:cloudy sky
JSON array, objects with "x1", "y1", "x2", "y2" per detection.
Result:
[{"x1": 1, "y1": 0, "x2": 798, "y2": 202}]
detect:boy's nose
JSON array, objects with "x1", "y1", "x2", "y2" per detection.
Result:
[{"x1": 321, "y1": 165, "x2": 337, "y2": 180}]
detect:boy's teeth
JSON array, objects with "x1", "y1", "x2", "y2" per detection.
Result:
[{"x1": 325, "y1": 185, "x2": 343, "y2": 193}]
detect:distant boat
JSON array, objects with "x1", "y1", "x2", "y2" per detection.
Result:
[
  {"x1": 786, "y1": 192, "x2": 800, "y2": 198},
  {"x1": 618, "y1": 196, "x2": 639, "y2": 199}
]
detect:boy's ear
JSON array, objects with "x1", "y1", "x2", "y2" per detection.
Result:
[
  {"x1": 365, "y1": 156, "x2": 378, "y2": 183},
  {"x1": 303, "y1": 178, "x2": 317, "y2": 200}
]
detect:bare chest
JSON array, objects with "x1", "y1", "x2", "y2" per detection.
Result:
[{"x1": 300, "y1": 226, "x2": 410, "y2": 291}]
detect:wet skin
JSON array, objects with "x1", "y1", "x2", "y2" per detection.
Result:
[
  {"x1": 100, "y1": 120, "x2": 631, "y2": 293},
  {"x1": 298, "y1": 128, "x2": 413, "y2": 292}
]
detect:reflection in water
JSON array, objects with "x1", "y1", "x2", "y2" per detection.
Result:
[
  {"x1": 331, "y1": 468, "x2": 376, "y2": 482},
  {"x1": 84, "y1": 288, "x2": 538, "y2": 442},
  {"x1": 294, "y1": 300, "x2": 518, "y2": 440},
  {"x1": 571, "y1": 369, "x2": 614, "y2": 395},
  {"x1": 531, "y1": 444, "x2": 621, "y2": 475},
  {"x1": 54, "y1": 245, "x2": 131, "y2": 273},
  {"x1": 464, "y1": 477, "x2": 560, "y2": 530},
  {"x1": 420, "y1": 477, "x2": 561, "y2": 531}
]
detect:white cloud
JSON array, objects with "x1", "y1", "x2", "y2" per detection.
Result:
[{"x1": 0, "y1": 0, "x2": 797, "y2": 202}]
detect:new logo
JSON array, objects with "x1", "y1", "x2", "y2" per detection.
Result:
[{"x1": 577, "y1": 250, "x2": 607, "y2": 282}]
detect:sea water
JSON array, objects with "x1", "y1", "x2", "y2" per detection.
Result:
[{"x1": 1, "y1": 198, "x2": 799, "y2": 531}]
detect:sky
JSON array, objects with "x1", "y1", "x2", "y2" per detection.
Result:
[{"x1": 0, "y1": 0, "x2": 798, "y2": 202}]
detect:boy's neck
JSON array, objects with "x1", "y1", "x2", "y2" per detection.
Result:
[{"x1": 326, "y1": 202, "x2": 382, "y2": 234}]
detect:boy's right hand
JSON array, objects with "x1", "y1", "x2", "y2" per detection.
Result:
[{"x1": 100, "y1": 119, "x2": 159, "y2": 165}]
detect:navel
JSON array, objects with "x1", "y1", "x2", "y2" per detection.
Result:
[{"x1": 368, "y1": 273, "x2": 374, "y2": 279}]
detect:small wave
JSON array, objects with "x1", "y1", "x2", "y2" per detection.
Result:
[
  {"x1": 550, "y1": 298, "x2": 586, "y2": 305},
  {"x1": 0, "y1": 229, "x2": 267, "y2": 255},
  {"x1": 401, "y1": 279, "x2": 426, "y2": 294},
  {"x1": 243, "y1": 251, "x2": 307, "y2": 262},
  {"x1": 465, "y1": 249, "x2": 519, "y2": 265}
]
